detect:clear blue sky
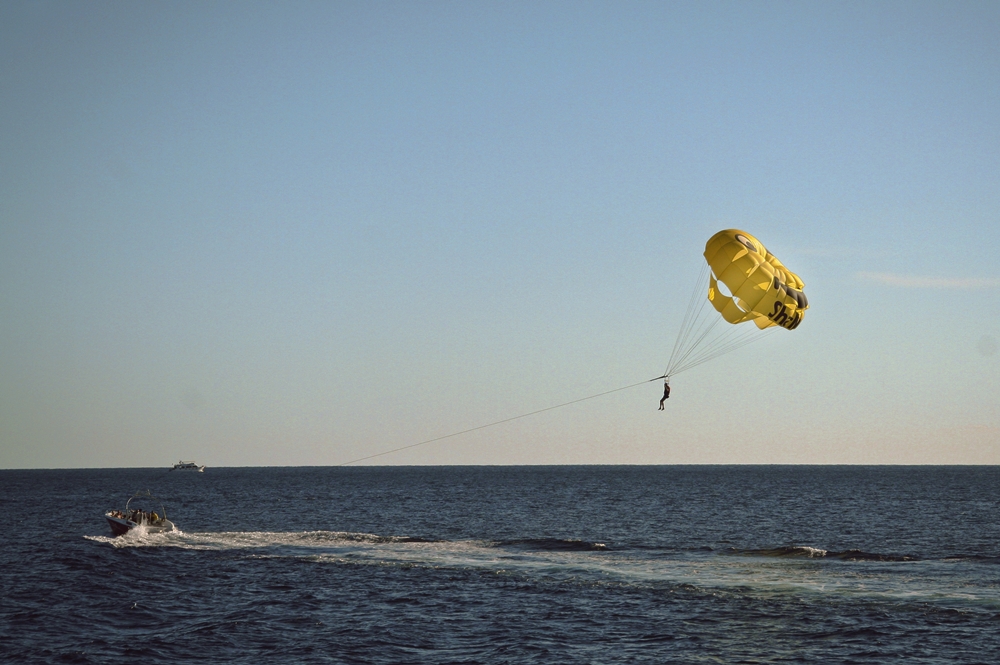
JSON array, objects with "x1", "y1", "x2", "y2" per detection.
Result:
[{"x1": 2, "y1": 1, "x2": 998, "y2": 468}]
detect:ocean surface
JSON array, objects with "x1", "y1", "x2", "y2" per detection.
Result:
[{"x1": 2, "y1": 466, "x2": 999, "y2": 664}]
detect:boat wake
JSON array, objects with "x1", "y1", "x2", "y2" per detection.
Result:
[
  {"x1": 85, "y1": 525, "x2": 187, "y2": 547},
  {"x1": 83, "y1": 529, "x2": 1000, "y2": 609}
]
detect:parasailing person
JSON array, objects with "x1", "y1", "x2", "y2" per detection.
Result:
[{"x1": 658, "y1": 380, "x2": 670, "y2": 410}]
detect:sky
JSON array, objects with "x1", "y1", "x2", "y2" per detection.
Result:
[{"x1": 2, "y1": 1, "x2": 998, "y2": 468}]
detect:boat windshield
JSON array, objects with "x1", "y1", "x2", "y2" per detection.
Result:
[{"x1": 123, "y1": 490, "x2": 168, "y2": 522}]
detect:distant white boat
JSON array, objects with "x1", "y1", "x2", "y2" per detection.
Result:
[{"x1": 170, "y1": 460, "x2": 205, "y2": 472}]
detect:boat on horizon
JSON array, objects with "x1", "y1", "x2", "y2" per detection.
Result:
[
  {"x1": 170, "y1": 460, "x2": 205, "y2": 472},
  {"x1": 105, "y1": 490, "x2": 176, "y2": 536}
]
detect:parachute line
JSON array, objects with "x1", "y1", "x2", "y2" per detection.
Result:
[
  {"x1": 663, "y1": 262, "x2": 711, "y2": 377},
  {"x1": 337, "y1": 377, "x2": 660, "y2": 466},
  {"x1": 663, "y1": 267, "x2": 777, "y2": 378}
]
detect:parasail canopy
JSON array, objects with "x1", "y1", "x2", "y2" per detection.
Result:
[
  {"x1": 663, "y1": 229, "x2": 808, "y2": 378},
  {"x1": 705, "y1": 229, "x2": 808, "y2": 330}
]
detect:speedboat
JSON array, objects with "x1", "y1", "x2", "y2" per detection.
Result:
[
  {"x1": 105, "y1": 490, "x2": 176, "y2": 536},
  {"x1": 170, "y1": 460, "x2": 205, "y2": 472}
]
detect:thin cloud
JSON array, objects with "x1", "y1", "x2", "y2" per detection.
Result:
[{"x1": 856, "y1": 272, "x2": 1000, "y2": 289}]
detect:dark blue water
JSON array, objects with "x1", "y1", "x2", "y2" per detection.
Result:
[{"x1": 2, "y1": 466, "x2": 999, "y2": 664}]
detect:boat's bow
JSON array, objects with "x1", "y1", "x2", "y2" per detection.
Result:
[{"x1": 105, "y1": 512, "x2": 134, "y2": 536}]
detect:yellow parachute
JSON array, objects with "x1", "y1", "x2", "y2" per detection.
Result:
[
  {"x1": 663, "y1": 229, "x2": 807, "y2": 378},
  {"x1": 705, "y1": 229, "x2": 807, "y2": 330}
]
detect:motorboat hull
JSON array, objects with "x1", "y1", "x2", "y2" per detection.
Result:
[{"x1": 105, "y1": 513, "x2": 175, "y2": 537}]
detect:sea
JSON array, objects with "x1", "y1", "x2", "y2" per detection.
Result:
[{"x1": 1, "y1": 466, "x2": 999, "y2": 664}]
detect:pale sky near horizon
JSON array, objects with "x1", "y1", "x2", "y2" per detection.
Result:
[{"x1": 2, "y1": 1, "x2": 998, "y2": 468}]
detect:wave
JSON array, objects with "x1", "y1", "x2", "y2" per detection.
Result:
[
  {"x1": 729, "y1": 546, "x2": 918, "y2": 562},
  {"x1": 490, "y1": 538, "x2": 609, "y2": 552},
  {"x1": 827, "y1": 549, "x2": 919, "y2": 562},
  {"x1": 732, "y1": 546, "x2": 829, "y2": 558},
  {"x1": 954, "y1": 554, "x2": 1000, "y2": 565}
]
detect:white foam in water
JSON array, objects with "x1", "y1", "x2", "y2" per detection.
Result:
[
  {"x1": 794, "y1": 546, "x2": 828, "y2": 557},
  {"x1": 84, "y1": 529, "x2": 1000, "y2": 609},
  {"x1": 84, "y1": 526, "x2": 186, "y2": 547}
]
